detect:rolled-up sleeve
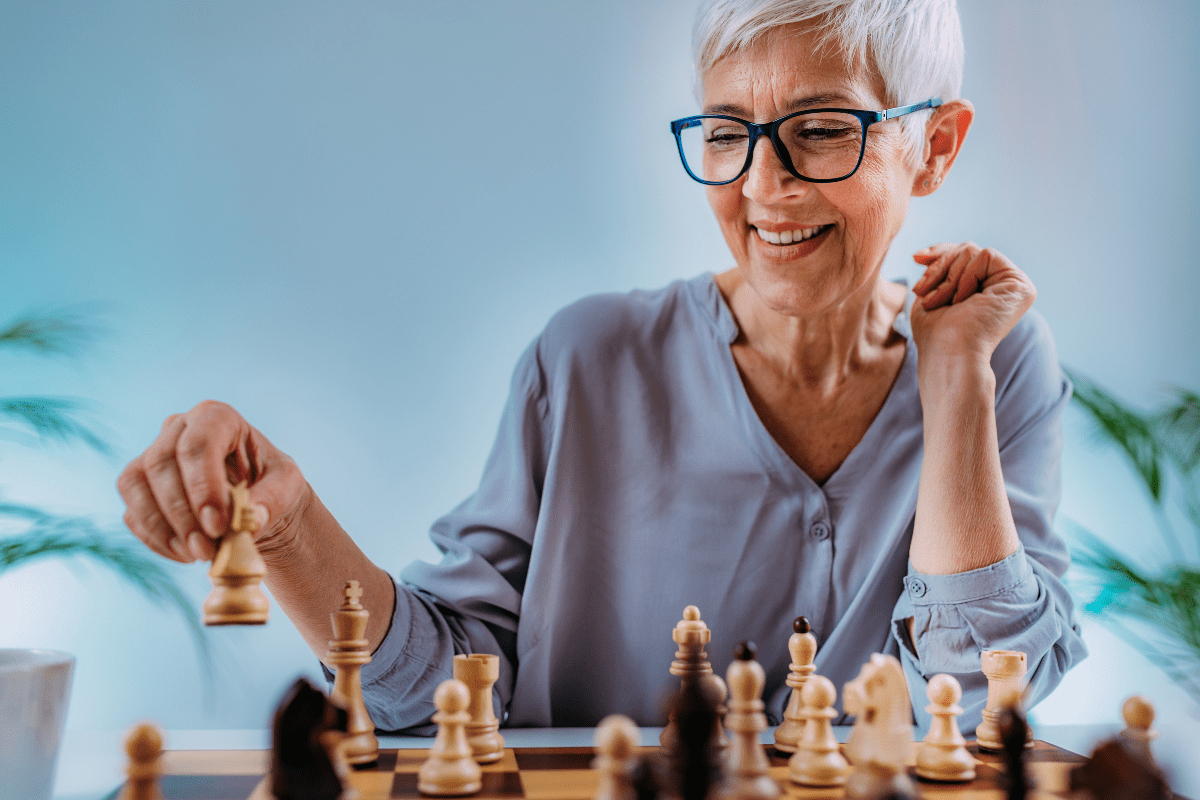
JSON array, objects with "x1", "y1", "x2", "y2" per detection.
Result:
[{"x1": 890, "y1": 311, "x2": 1088, "y2": 733}]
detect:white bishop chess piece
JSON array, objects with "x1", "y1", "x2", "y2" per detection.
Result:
[
  {"x1": 716, "y1": 642, "x2": 780, "y2": 800},
  {"x1": 773, "y1": 616, "x2": 817, "y2": 754}
]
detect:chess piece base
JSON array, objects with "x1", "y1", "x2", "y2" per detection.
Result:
[
  {"x1": 465, "y1": 729, "x2": 505, "y2": 764},
  {"x1": 202, "y1": 583, "x2": 269, "y2": 625},
  {"x1": 915, "y1": 748, "x2": 976, "y2": 783},
  {"x1": 845, "y1": 762, "x2": 918, "y2": 800},
  {"x1": 342, "y1": 730, "x2": 380, "y2": 766}
]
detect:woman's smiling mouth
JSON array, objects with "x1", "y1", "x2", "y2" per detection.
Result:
[{"x1": 752, "y1": 223, "x2": 834, "y2": 246}]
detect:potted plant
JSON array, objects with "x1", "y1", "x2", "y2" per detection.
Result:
[
  {"x1": 0, "y1": 309, "x2": 208, "y2": 800},
  {"x1": 1064, "y1": 369, "x2": 1200, "y2": 704}
]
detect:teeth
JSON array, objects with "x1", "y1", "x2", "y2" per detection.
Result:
[{"x1": 754, "y1": 225, "x2": 828, "y2": 245}]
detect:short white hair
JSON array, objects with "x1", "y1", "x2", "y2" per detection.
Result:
[{"x1": 693, "y1": 0, "x2": 964, "y2": 164}]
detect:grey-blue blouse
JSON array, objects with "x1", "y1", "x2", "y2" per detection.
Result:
[{"x1": 350, "y1": 273, "x2": 1087, "y2": 735}]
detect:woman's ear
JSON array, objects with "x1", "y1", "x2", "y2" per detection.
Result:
[{"x1": 912, "y1": 99, "x2": 974, "y2": 196}]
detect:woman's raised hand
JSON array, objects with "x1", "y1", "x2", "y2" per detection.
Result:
[
  {"x1": 117, "y1": 401, "x2": 310, "y2": 564},
  {"x1": 910, "y1": 242, "x2": 1037, "y2": 366}
]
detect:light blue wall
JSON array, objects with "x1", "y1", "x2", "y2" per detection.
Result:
[{"x1": 1, "y1": 0, "x2": 1197, "y2": 734}]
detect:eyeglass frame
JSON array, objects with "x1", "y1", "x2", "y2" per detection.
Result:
[{"x1": 669, "y1": 98, "x2": 943, "y2": 186}]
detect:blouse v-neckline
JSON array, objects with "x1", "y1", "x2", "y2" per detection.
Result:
[{"x1": 691, "y1": 272, "x2": 919, "y2": 498}]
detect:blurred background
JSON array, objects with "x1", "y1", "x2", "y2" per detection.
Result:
[{"x1": 1, "y1": 0, "x2": 1197, "y2": 758}]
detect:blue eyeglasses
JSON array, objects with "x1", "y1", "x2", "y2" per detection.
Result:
[{"x1": 670, "y1": 99, "x2": 941, "y2": 185}]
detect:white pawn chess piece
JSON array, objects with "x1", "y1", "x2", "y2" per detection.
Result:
[
  {"x1": 593, "y1": 714, "x2": 640, "y2": 800},
  {"x1": 121, "y1": 723, "x2": 163, "y2": 800},
  {"x1": 787, "y1": 675, "x2": 849, "y2": 787},
  {"x1": 454, "y1": 654, "x2": 505, "y2": 763},
  {"x1": 976, "y1": 649, "x2": 1032, "y2": 752},
  {"x1": 915, "y1": 674, "x2": 975, "y2": 782},
  {"x1": 717, "y1": 642, "x2": 780, "y2": 800},
  {"x1": 418, "y1": 680, "x2": 483, "y2": 796},
  {"x1": 773, "y1": 616, "x2": 817, "y2": 754},
  {"x1": 1119, "y1": 694, "x2": 1159, "y2": 765}
]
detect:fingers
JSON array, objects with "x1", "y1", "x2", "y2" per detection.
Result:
[
  {"x1": 174, "y1": 401, "x2": 251, "y2": 540},
  {"x1": 141, "y1": 416, "x2": 205, "y2": 556},
  {"x1": 118, "y1": 461, "x2": 193, "y2": 563}
]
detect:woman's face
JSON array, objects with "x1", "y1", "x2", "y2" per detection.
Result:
[{"x1": 702, "y1": 25, "x2": 922, "y2": 318}]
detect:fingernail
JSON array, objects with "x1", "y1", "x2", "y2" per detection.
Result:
[
  {"x1": 252, "y1": 503, "x2": 270, "y2": 531},
  {"x1": 188, "y1": 531, "x2": 210, "y2": 561},
  {"x1": 169, "y1": 537, "x2": 193, "y2": 562},
  {"x1": 200, "y1": 506, "x2": 221, "y2": 537}
]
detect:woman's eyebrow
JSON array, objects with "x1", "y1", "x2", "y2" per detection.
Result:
[{"x1": 702, "y1": 92, "x2": 859, "y2": 116}]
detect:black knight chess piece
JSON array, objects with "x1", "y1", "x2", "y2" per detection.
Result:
[{"x1": 271, "y1": 677, "x2": 351, "y2": 800}]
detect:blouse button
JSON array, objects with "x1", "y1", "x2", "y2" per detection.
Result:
[
  {"x1": 810, "y1": 521, "x2": 831, "y2": 540},
  {"x1": 908, "y1": 578, "x2": 928, "y2": 598}
]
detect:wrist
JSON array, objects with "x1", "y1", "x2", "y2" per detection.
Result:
[
  {"x1": 917, "y1": 351, "x2": 995, "y2": 411},
  {"x1": 257, "y1": 482, "x2": 317, "y2": 568}
]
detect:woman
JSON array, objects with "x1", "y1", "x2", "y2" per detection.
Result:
[{"x1": 118, "y1": 0, "x2": 1085, "y2": 734}]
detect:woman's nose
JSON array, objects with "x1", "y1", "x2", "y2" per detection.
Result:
[{"x1": 741, "y1": 136, "x2": 804, "y2": 202}]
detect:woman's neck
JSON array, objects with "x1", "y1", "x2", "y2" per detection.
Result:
[{"x1": 715, "y1": 268, "x2": 908, "y2": 394}]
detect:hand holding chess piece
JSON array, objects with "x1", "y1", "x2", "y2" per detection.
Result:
[
  {"x1": 120, "y1": 723, "x2": 164, "y2": 800},
  {"x1": 203, "y1": 480, "x2": 269, "y2": 625}
]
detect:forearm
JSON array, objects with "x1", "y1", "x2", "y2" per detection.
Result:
[
  {"x1": 913, "y1": 355, "x2": 1020, "y2": 574},
  {"x1": 257, "y1": 485, "x2": 397, "y2": 660}
]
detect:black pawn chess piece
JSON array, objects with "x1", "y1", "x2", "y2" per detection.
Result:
[
  {"x1": 1069, "y1": 739, "x2": 1171, "y2": 800},
  {"x1": 270, "y1": 677, "x2": 349, "y2": 800},
  {"x1": 998, "y1": 705, "x2": 1031, "y2": 800}
]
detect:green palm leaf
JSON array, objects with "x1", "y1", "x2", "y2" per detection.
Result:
[
  {"x1": 1066, "y1": 369, "x2": 1164, "y2": 502},
  {"x1": 0, "y1": 396, "x2": 112, "y2": 456},
  {"x1": 0, "y1": 503, "x2": 214, "y2": 682},
  {"x1": 0, "y1": 310, "x2": 96, "y2": 356}
]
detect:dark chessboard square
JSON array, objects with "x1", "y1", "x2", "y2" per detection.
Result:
[
  {"x1": 371, "y1": 749, "x2": 398, "y2": 771},
  {"x1": 515, "y1": 747, "x2": 595, "y2": 771},
  {"x1": 390, "y1": 770, "x2": 524, "y2": 798},
  {"x1": 147, "y1": 774, "x2": 263, "y2": 799}
]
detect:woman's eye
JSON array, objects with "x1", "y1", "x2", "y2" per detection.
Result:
[
  {"x1": 797, "y1": 121, "x2": 856, "y2": 141},
  {"x1": 706, "y1": 127, "x2": 748, "y2": 146}
]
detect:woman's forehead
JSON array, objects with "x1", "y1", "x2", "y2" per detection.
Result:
[{"x1": 701, "y1": 24, "x2": 885, "y2": 116}]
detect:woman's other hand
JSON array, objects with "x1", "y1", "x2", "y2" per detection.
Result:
[
  {"x1": 910, "y1": 242, "x2": 1037, "y2": 368},
  {"x1": 117, "y1": 400, "x2": 310, "y2": 564}
]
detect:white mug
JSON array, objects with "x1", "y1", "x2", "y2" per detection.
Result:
[{"x1": 0, "y1": 649, "x2": 74, "y2": 800}]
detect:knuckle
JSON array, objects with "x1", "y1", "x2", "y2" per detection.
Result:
[
  {"x1": 116, "y1": 462, "x2": 142, "y2": 496},
  {"x1": 160, "y1": 413, "x2": 184, "y2": 433},
  {"x1": 191, "y1": 399, "x2": 234, "y2": 419}
]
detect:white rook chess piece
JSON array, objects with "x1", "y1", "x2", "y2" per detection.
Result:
[
  {"x1": 787, "y1": 675, "x2": 848, "y2": 787},
  {"x1": 454, "y1": 654, "x2": 505, "y2": 763},
  {"x1": 915, "y1": 674, "x2": 975, "y2": 782},
  {"x1": 976, "y1": 649, "x2": 1031, "y2": 752},
  {"x1": 1119, "y1": 694, "x2": 1159, "y2": 765},
  {"x1": 120, "y1": 723, "x2": 163, "y2": 800},
  {"x1": 773, "y1": 616, "x2": 817, "y2": 754},
  {"x1": 593, "y1": 714, "x2": 640, "y2": 800},
  {"x1": 326, "y1": 580, "x2": 378, "y2": 765},
  {"x1": 418, "y1": 680, "x2": 483, "y2": 796},
  {"x1": 717, "y1": 642, "x2": 780, "y2": 800}
]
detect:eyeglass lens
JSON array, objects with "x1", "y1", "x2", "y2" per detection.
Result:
[{"x1": 678, "y1": 113, "x2": 865, "y2": 183}]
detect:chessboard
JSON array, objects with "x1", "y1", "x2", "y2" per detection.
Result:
[{"x1": 103, "y1": 739, "x2": 1110, "y2": 800}]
